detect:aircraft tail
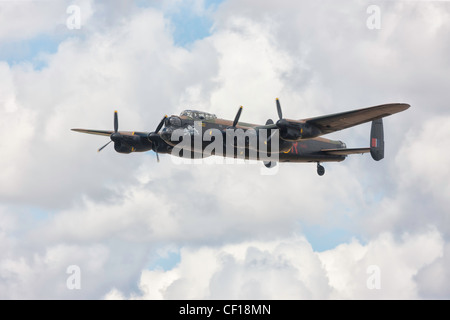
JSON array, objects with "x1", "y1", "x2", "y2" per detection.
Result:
[{"x1": 370, "y1": 118, "x2": 384, "y2": 161}]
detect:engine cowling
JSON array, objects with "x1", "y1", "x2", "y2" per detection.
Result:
[
  {"x1": 113, "y1": 135, "x2": 150, "y2": 153},
  {"x1": 277, "y1": 120, "x2": 321, "y2": 141},
  {"x1": 114, "y1": 141, "x2": 133, "y2": 154}
]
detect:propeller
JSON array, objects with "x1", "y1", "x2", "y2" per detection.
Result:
[
  {"x1": 232, "y1": 106, "x2": 243, "y2": 128},
  {"x1": 264, "y1": 99, "x2": 284, "y2": 144},
  {"x1": 98, "y1": 111, "x2": 120, "y2": 152},
  {"x1": 275, "y1": 98, "x2": 289, "y2": 128},
  {"x1": 97, "y1": 140, "x2": 112, "y2": 152},
  {"x1": 265, "y1": 98, "x2": 284, "y2": 129},
  {"x1": 272, "y1": 97, "x2": 294, "y2": 140},
  {"x1": 276, "y1": 98, "x2": 282, "y2": 119},
  {"x1": 155, "y1": 115, "x2": 166, "y2": 134},
  {"x1": 147, "y1": 115, "x2": 168, "y2": 162},
  {"x1": 271, "y1": 98, "x2": 319, "y2": 140}
]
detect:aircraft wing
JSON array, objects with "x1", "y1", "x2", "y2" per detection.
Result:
[
  {"x1": 304, "y1": 103, "x2": 410, "y2": 135},
  {"x1": 71, "y1": 129, "x2": 148, "y2": 137},
  {"x1": 71, "y1": 129, "x2": 113, "y2": 136}
]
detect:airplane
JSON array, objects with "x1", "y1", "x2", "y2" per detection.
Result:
[{"x1": 71, "y1": 99, "x2": 410, "y2": 175}]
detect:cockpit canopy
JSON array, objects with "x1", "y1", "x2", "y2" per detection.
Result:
[{"x1": 180, "y1": 110, "x2": 217, "y2": 121}]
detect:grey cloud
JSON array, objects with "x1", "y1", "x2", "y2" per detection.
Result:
[{"x1": 1, "y1": 0, "x2": 449, "y2": 299}]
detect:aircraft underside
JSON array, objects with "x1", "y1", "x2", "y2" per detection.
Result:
[{"x1": 72, "y1": 101, "x2": 409, "y2": 176}]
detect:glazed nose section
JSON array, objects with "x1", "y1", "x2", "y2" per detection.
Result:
[{"x1": 160, "y1": 127, "x2": 173, "y2": 141}]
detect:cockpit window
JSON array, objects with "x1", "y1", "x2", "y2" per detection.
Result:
[{"x1": 180, "y1": 110, "x2": 217, "y2": 120}]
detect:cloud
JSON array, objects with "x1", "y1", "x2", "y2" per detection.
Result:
[
  {"x1": 124, "y1": 237, "x2": 330, "y2": 299},
  {"x1": 0, "y1": 0, "x2": 449, "y2": 299},
  {"x1": 415, "y1": 242, "x2": 450, "y2": 299},
  {"x1": 114, "y1": 228, "x2": 443, "y2": 299},
  {"x1": 359, "y1": 115, "x2": 450, "y2": 237},
  {"x1": 0, "y1": 1, "x2": 68, "y2": 42},
  {"x1": 320, "y1": 227, "x2": 443, "y2": 299}
]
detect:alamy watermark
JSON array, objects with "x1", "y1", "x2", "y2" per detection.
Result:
[
  {"x1": 168, "y1": 122, "x2": 280, "y2": 175},
  {"x1": 367, "y1": 5, "x2": 381, "y2": 30},
  {"x1": 66, "y1": 5, "x2": 81, "y2": 30},
  {"x1": 366, "y1": 265, "x2": 381, "y2": 290},
  {"x1": 66, "y1": 265, "x2": 81, "y2": 290}
]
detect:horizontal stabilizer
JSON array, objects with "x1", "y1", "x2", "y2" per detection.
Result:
[{"x1": 321, "y1": 148, "x2": 370, "y2": 156}]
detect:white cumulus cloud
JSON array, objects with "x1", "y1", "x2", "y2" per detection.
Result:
[
  {"x1": 113, "y1": 228, "x2": 443, "y2": 299},
  {"x1": 0, "y1": 0, "x2": 449, "y2": 300}
]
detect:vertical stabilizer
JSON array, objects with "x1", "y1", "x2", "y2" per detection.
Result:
[{"x1": 370, "y1": 118, "x2": 384, "y2": 161}]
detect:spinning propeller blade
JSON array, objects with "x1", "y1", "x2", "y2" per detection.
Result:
[
  {"x1": 155, "y1": 115, "x2": 167, "y2": 134},
  {"x1": 98, "y1": 141, "x2": 112, "y2": 152},
  {"x1": 147, "y1": 115, "x2": 168, "y2": 162},
  {"x1": 114, "y1": 110, "x2": 118, "y2": 133},
  {"x1": 232, "y1": 106, "x2": 243, "y2": 127},
  {"x1": 98, "y1": 111, "x2": 120, "y2": 152},
  {"x1": 276, "y1": 98, "x2": 282, "y2": 120}
]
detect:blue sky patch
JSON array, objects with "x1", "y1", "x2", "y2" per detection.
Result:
[
  {"x1": 168, "y1": 9, "x2": 213, "y2": 47},
  {"x1": 157, "y1": 0, "x2": 224, "y2": 47},
  {"x1": 148, "y1": 249, "x2": 181, "y2": 271},
  {"x1": 303, "y1": 223, "x2": 365, "y2": 252},
  {"x1": 0, "y1": 0, "x2": 226, "y2": 69},
  {"x1": 0, "y1": 33, "x2": 61, "y2": 70}
]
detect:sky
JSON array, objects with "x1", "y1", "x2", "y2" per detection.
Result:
[{"x1": 0, "y1": 0, "x2": 449, "y2": 299}]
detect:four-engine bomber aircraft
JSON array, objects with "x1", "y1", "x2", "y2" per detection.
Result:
[{"x1": 72, "y1": 99, "x2": 410, "y2": 175}]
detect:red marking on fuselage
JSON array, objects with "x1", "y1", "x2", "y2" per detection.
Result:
[{"x1": 291, "y1": 142, "x2": 299, "y2": 154}]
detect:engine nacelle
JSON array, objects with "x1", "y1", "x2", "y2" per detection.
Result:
[
  {"x1": 113, "y1": 135, "x2": 150, "y2": 153},
  {"x1": 114, "y1": 142, "x2": 133, "y2": 154},
  {"x1": 277, "y1": 120, "x2": 321, "y2": 141}
]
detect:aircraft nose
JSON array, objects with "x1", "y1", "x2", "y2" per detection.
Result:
[{"x1": 160, "y1": 127, "x2": 173, "y2": 141}]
